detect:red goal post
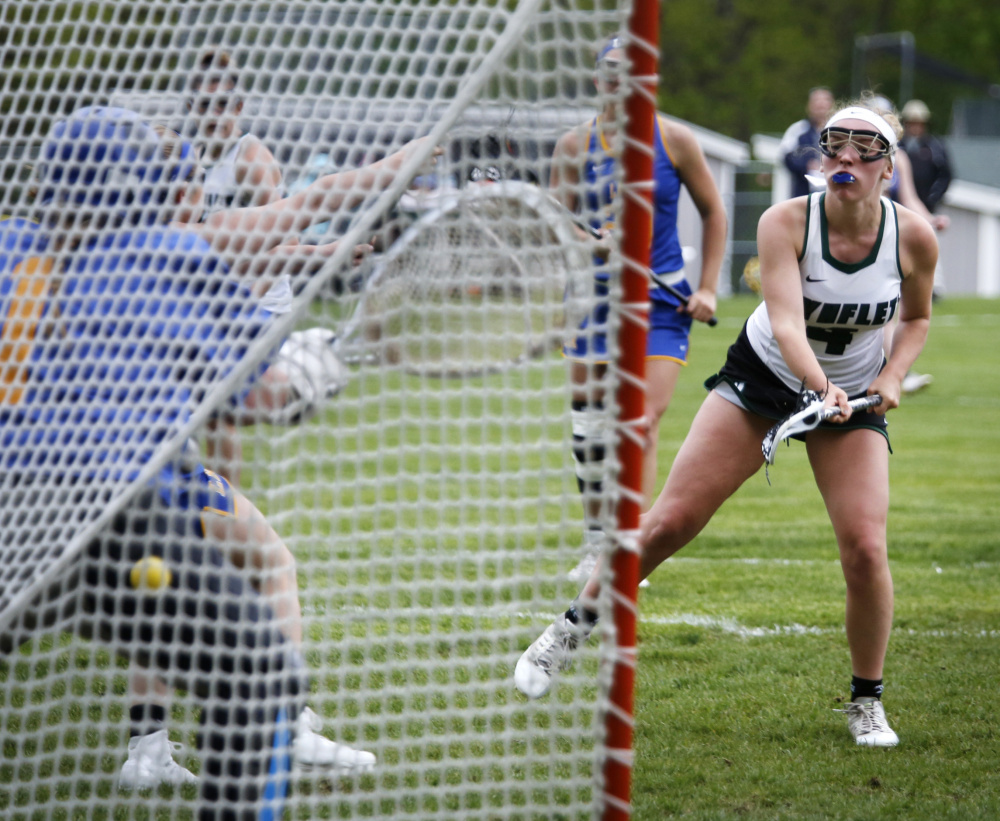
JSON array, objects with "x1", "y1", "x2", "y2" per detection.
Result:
[{"x1": 604, "y1": 4, "x2": 660, "y2": 819}]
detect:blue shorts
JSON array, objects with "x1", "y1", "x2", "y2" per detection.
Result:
[
  {"x1": 564, "y1": 279, "x2": 693, "y2": 364},
  {"x1": 155, "y1": 462, "x2": 237, "y2": 538}
]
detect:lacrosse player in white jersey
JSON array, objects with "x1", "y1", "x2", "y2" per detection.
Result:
[{"x1": 516, "y1": 96, "x2": 937, "y2": 749}]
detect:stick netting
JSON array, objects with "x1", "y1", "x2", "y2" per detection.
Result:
[{"x1": 0, "y1": 2, "x2": 637, "y2": 819}]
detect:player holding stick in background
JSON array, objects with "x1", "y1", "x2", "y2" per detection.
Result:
[
  {"x1": 182, "y1": 47, "x2": 320, "y2": 483},
  {"x1": 517, "y1": 97, "x2": 937, "y2": 749},
  {"x1": 116, "y1": 110, "x2": 437, "y2": 787},
  {"x1": 555, "y1": 36, "x2": 727, "y2": 584},
  {"x1": 187, "y1": 49, "x2": 286, "y2": 213}
]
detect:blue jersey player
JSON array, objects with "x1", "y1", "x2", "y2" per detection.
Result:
[
  {"x1": 0, "y1": 106, "x2": 317, "y2": 820},
  {"x1": 551, "y1": 37, "x2": 729, "y2": 585}
]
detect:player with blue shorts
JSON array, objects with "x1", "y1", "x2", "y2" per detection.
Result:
[{"x1": 553, "y1": 37, "x2": 729, "y2": 583}]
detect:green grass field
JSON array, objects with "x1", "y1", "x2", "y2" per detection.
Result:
[
  {"x1": 629, "y1": 295, "x2": 1000, "y2": 820},
  {"x1": 1, "y1": 296, "x2": 997, "y2": 820}
]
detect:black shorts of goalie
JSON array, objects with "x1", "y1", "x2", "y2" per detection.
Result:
[
  {"x1": 1, "y1": 476, "x2": 308, "y2": 821},
  {"x1": 705, "y1": 322, "x2": 890, "y2": 446}
]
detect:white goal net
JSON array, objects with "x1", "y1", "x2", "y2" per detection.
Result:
[{"x1": 0, "y1": 2, "x2": 648, "y2": 819}]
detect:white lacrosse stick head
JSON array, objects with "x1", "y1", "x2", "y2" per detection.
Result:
[{"x1": 761, "y1": 391, "x2": 826, "y2": 465}]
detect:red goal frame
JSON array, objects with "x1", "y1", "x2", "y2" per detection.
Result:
[{"x1": 603, "y1": 3, "x2": 659, "y2": 819}]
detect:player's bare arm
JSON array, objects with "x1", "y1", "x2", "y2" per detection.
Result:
[
  {"x1": 549, "y1": 127, "x2": 584, "y2": 212},
  {"x1": 667, "y1": 120, "x2": 727, "y2": 320},
  {"x1": 236, "y1": 137, "x2": 284, "y2": 207},
  {"x1": 201, "y1": 136, "x2": 436, "y2": 257},
  {"x1": 870, "y1": 207, "x2": 937, "y2": 409}
]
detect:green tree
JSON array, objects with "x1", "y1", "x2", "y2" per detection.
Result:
[{"x1": 658, "y1": 0, "x2": 1000, "y2": 140}]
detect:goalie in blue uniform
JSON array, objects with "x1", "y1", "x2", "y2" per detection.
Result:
[{"x1": 0, "y1": 106, "x2": 308, "y2": 821}]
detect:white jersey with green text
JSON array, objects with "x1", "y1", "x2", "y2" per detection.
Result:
[{"x1": 746, "y1": 192, "x2": 902, "y2": 396}]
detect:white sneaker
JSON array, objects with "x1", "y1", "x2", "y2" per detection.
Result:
[
  {"x1": 567, "y1": 550, "x2": 598, "y2": 583},
  {"x1": 514, "y1": 613, "x2": 591, "y2": 699},
  {"x1": 901, "y1": 371, "x2": 933, "y2": 394},
  {"x1": 567, "y1": 549, "x2": 650, "y2": 588},
  {"x1": 118, "y1": 729, "x2": 198, "y2": 790},
  {"x1": 836, "y1": 700, "x2": 899, "y2": 747},
  {"x1": 293, "y1": 707, "x2": 376, "y2": 774}
]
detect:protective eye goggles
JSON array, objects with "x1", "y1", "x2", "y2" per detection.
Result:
[
  {"x1": 596, "y1": 58, "x2": 621, "y2": 84},
  {"x1": 818, "y1": 127, "x2": 894, "y2": 162}
]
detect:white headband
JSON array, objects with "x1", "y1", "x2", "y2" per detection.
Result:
[{"x1": 824, "y1": 107, "x2": 898, "y2": 148}]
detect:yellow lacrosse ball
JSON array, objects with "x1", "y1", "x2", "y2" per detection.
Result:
[
  {"x1": 742, "y1": 256, "x2": 762, "y2": 295},
  {"x1": 130, "y1": 556, "x2": 173, "y2": 591}
]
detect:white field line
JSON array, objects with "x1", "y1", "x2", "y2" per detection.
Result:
[
  {"x1": 932, "y1": 312, "x2": 1000, "y2": 326},
  {"x1": 665, "y1": 557, "x2": 1000, "y2": 570},
  {"x1": 633, "y1": 613, "x2": 1000, "y2": 641},
  {"x1": 301, "y1": 603, "x2": 1000, "y2": 641}
]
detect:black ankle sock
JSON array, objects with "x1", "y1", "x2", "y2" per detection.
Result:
[
  {"x1": 850, "y1": 676, "x2": 884, "y2": 702},
  {"x1": 565, "y1": 604, "x2": 599, "y2": 627},
  {"x1": 129, "y1": 703, "x2": 167, "y2": 738}
]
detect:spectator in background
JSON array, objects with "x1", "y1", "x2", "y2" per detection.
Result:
[
  {"x1": 873, "y1": 95, "x2": 946, "y2": 393},
  {"x1": 778, "y1": 86, "x2": 835, "y2": 198},
  {"x1": 900, "y1": 99, "x2": 953, "y2": 215}
]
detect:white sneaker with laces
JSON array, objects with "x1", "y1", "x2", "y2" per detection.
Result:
[
  {"x1": 836, "y1": 700, "x2": 899, "y2": 747},
  {"x1": 566, "y1": 550, "x2": 599, "y2": 583},
  {"x1": 118, "y1": 729, "x2": 198, "y2": 790},
  {"x1": 293, "y1": 707, "x2": 376, "y2": 773},
  {"x1": 514, "y1": 613, "x2": 592, "y2": 699},
  {"x1": 901, "y1": 371, "x2": 933, "y2": 394}
]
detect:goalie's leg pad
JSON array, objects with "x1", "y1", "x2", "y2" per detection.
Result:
[{"x1": 570, "y1": 400, "x2": 608, "y2": 530}]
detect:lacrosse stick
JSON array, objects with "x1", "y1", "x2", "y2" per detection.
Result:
[
  {"x1": 331, "y1": 181, "x2": 587, "y2": 378},
  {"x1": 649, "y1": 271, "x2": 718, "y2": 326},
  {"x1": 762, "y1": 391, "x2": 883, "y2": 466},
  {"x1": 557, "y1": 203, "x2": 718, "y2": 327}
]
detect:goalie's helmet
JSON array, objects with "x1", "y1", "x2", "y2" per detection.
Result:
[{"x1": 35, "y1": 105, "x2": 198, "y2": 223}]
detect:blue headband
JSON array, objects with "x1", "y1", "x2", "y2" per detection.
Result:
[{"x1": 597, "y1": 37, "x2": 623, "y2": 65}]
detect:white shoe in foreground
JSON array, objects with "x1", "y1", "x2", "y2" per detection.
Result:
[
  {"x1": 293, "y1": 707, "x2": 376, "y2": 773},
  {"x1": 514, "y1": 613, "x2": 592, "y2": 699},
  {"x1": 836, "y1": 700, "x2": 899, "y2": 747},
  {"x1": 118, "y1": 729, "x2": 198, "y2": 790}
]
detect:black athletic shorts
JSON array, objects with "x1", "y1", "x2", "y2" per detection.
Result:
[{"x1": 704, "y1": 322, "x2": 890, "y2": 445}]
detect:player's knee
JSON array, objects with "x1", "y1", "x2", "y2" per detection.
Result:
[
  {"x1": 646, "y1": 396, "x2": 671, "y2": 429},
  {"x1": 641, "y1": 501, "x2": 701, "y2": 559},
  {"x1": 839, "y1": 536, "x2": 888, "y2": 579}
]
